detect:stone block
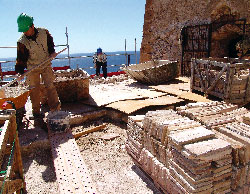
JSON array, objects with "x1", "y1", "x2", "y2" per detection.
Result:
[
  {"x1": 232, "y1": 166, "x2": 248, "y2": 190},
  {"x1": 247, "y1": 164, "x2": 250, "y2": 184},
  {"x1": 169, "y1": 126, "x2": 215, "y2": 149},
  {"x1": 216, "y1": 126, "x2": 250, "y2": 163},
  {"x1": 213, "y1": 129, "x2": 246, "y2": 166},
  {"x1": 183, "y1": 138, "x2": 232, "y2": 161}
]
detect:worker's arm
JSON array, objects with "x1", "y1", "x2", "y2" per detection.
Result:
[
  {"x1": 93, "y1": 54, "x2": 97, "y2": 68},
  {"x1": 15, "y1": 42, "x2": 28, "y2": 75},
  {"x1": 45, "y1": 29, "x2": 56, "y2": 56},
  {"x1": 45, "y1": 29, "x2": 58, "y2": 59}
]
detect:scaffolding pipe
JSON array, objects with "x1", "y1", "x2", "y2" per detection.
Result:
[
  {"x1": 125, "y1": 39, "x2": 127, "y2": 66},
  {"x1": 135, "y1": 38, "x2": 137, "y2": 64},
  {"x1": 65, "y1": 27, "x2": 70, "y2": 66}
]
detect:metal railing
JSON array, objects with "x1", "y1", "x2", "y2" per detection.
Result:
[{"x1": 0, "y1": 27, "x2": 138, "y2": 79}]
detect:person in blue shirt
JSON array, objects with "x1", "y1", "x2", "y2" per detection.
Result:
[{"x1": 93, "y1": 48, "x2": 107, "y2": 78}]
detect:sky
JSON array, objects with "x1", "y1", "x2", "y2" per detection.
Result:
[{"x1": 0, "y1": 0, "x2": 146, "y2": 58}]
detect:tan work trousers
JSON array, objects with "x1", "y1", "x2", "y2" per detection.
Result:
[{"x1": 26, "y1": 65, "x2": 61, "y2": 115}]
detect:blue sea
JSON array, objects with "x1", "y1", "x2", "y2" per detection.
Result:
[{"x1": 0, "y1": 51, "x2": 140, "y2": 76}]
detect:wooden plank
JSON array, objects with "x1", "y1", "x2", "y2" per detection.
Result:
[
  {"x1": 0, "y1": 179, "x2": 23, "y2": 194},
  {"x1": 48, "y1": 128, "x2": 97, "y2": 194},
  {"x1": 73, "y1": 123, "x2": 107, "y2": 139},
  {"x1": 194, "y1": 61, "x2": 205, "y2": 92},
  {"x1": 0, "y1": 120, "x2": 9, "y2": 166},
  {"x1": 206, "y1": 64, "x2": 228, "y2": 94}
]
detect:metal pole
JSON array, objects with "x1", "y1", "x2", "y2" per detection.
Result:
[
  {"x1": 125, "y1": 39, "x2": 127, "y2": 66},
  {"x1": 135, "y1": 38, "x2": 137, "y2": 64},
  {"x1": 65, "y1": 27, "x2": 70, "y2": 66}
]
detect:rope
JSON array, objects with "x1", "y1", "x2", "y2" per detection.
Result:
[{"x1": 0, "y1": 132, "x2": 16, "y2": 194}]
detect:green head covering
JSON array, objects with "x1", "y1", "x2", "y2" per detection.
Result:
[{"x1": 17, "y1": 13, "x2": 34, "y2": 32}]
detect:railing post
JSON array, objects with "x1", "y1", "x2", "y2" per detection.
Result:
[{"x1": 65, "y1": 27, "x2": 70, "y2": 67}]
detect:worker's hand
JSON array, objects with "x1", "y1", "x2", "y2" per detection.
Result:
[
  {"x1": 50, "y1": 52, "x2": 58, "y2": 59},
  {"x1": 94, "y1": 64, "x2": 96, "y2": 68}
]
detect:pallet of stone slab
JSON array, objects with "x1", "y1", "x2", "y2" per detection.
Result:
[
  {"x1": 121, "y1": 60, "x2": 178, "y2": 85},
  {"x1": 212, "y1": 129, "x2": 246, "y2": 167},
  {"x1": 168, "y1": 129, "x2": 233, "y2": 194},
  {"x1": 191, "y1": 58, "x2": 250, "y2": 105},
  {"x1": 214, "y1": 122, "x2": 250, "y2": 165},
  {"x1": 136, "y1": 148, "x2": 188, "y2": 194},
  {"x1": 127, "y1": 115, "x2": 145, "y2": 144},
  {"x1": 176, "y1": 101, "x2": 250, "y2": 128},
  {"x1": 143, "y1": 109, "x2": 201, "y2": 146}
]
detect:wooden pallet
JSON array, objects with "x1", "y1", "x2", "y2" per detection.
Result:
[
  {"x1": 191, "y1": 58, "x2": 250, "y2": 105},
  {"x1": 0, "y1": 110, "x2": 26, "y2": 194},
  {"x1": 48, "y1": 127, "x2": 97, "y2": 194}
]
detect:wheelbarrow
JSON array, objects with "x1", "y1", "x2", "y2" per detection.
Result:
[{"x1": 0, "y1": 88, "x2": 30, "y2": 127}]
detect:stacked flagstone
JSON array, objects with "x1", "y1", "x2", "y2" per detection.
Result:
[
  {"x1": 125, "y1": 115, "x2": 145, "y2": 162},
  {"x1": 142, "y1": 110, "x2": 201, "y2": 166},
  {"x1": 168, "y1": 130, "x2": 232, "y2": 194},
  {"x1": 177, "y1": 101, "x2": 250, "y2": 193},
  {"x1": 125, "y1": 101, "x2": 250, "y2": 193}
]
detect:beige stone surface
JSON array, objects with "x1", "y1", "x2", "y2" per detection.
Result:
[
  {"x1": 216, "y1": 126, "x2": 250, "y2": 163},
  {"x1": 84, "y1": 79, "x2": 166, "y2": 106},
  {"x1": 140, "y1": 0, "x2": 250, "y2": 64},
  {"x1": 183, "y1": 138, "x2": 232, "y2": 161},
  {"x1": 169, "y1": 126, "x2": 215, "y2": 147},
  {"x1": 106, "y1": 95, "x2": 183, "y2": 114}
]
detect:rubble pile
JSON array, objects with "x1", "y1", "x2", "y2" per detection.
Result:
[
  {"x1": 43, "y1": 69, "x2": 90, "y2": 103},
  {"x1": 55, "y1": 69, "x2": 89, "y2": 81},
  {"x1": 2, "y1": 85, "x2": 29, "y2": 98},
  {"x1": 90, "y1": 74, "x2": 129, "y2": 85},
  {"x1": 126, "y1": 102, "x2": 250, "y2": 194}
]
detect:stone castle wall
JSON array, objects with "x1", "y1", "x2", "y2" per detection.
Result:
[{"x1": 140, "y1": 0, "x2": 250, "y2": 64}]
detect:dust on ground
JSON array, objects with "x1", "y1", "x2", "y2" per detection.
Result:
[
  {"x1": 74, "y1": 118, "x2": 163, "y2": 194},
  {"x1": 21, "y1": 118, "x2": 163, "y2": 194}
]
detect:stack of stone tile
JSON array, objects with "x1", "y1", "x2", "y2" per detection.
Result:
[
  {"x1": 126, "y1": 102, "x2": 250, "y2": 193},
  {"x1": 168, "y1": 129, "x2": 232, "y2": 194},
  {"x1": 177, "y1": 101, "x2": 250, "y2": 193},
  {"x1": 142, "y1": 109, "x2": 201, "y2": 165},
  {"x1": 215, "y1": 122, "x2": 250, "y2": 192},
  {"x1": 177, "y1": 101, "x2": 242, "y2": 127},
  {"x1": 137, "y1": 110, "x2": 207, "y2": 192},
  {"x1": 125, "y1": 115, "x2": 145, "y2": 162}
]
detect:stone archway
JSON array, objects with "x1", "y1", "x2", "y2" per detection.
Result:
[
  {"x1": 210, "y1": 23, "x2": 244, "y2": 58},
  {"x1": 210, "y1": 4, "x2": 246, "y2": 58}
]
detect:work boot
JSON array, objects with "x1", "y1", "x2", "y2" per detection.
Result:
[{"x1": 33, "y1": 114, "x2": 48, "y2": 132}]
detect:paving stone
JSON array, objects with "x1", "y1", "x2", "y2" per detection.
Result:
[
  {"x1": 213, "y1": 129, "x2": 246, "y2": 166},
  {"x1": 169, "y1": 126, "x2": 215, "y2": 148},
  {"x1": 216, "y1": 126, "x2": 250, "y2": 163},
  {"x1": 183, "y1": 138, "x2": 232, "y2": 161}
]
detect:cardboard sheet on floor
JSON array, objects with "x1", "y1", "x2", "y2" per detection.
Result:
[
  {"x1": 150, "y1": 82, "x2": 190, "y2": 96},
  {"x1": 83, "y1": 82, "x2": 166, "y2": 106},
  {"x1": 179, "y1": 92, "x2": 211, "y2": 102},
  {"x1": 106, "y1": 95, "x2": 183, "y2": 114}
]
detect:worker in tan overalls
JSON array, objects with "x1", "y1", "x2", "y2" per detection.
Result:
[{"x1": 15, "y1": 13, "x2": 61, "y2": 128}]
